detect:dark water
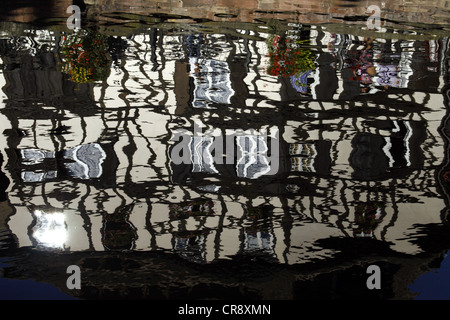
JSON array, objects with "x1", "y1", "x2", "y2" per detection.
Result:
[{"x1": 0, "y1": 1, "x2": 449, "y2": 301}]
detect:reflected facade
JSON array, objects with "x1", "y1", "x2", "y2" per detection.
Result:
[{"x1": 0, "y1": 20, "x2": 449, "y2": 299}]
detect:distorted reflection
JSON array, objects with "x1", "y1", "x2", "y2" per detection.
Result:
[
  {"x1": 190, "y1": 135, "x2": 218, "y2": 174},
  {"x1": 236, "y1": 134, "x2": 273, "y2": 179},
  {"x1": 64, "y1": 144, "x2": 106, "y2": 180},
  {"x1": 171, "y1": 126, "x2": 280, "y2": 179},
  {"x1": 19, "y1": 143, "x2": 106, "y2": 182},
  {"x1": 102, "y1": 204, "x2": 137, "y2": 251},
  {"x1": 0, "y1": 13, "x2": 448, "y2": 299},
  {"x1": 59, "y1": 30, "x2": 110, "y2": 83},
  {"x1": 32, "y1": 210, "x2": 67, "y2": 249},
  {"x1": 186, "y1": 33, "x2": 235, "y2": 108},
  {"x1": 353, "y1": 202, "x2": 386, "y2": 238},
  {"x1": 242, "y1": 202, "x2": 277, "y2": 261}
]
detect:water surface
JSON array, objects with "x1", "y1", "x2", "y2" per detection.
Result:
[{"x1": 0, "y1": 0, "x2": 449, "y2": 300}]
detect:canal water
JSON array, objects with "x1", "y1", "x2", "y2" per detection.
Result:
[{"x1": 0, "y1": 0, "x2": 449, "y2": 300}]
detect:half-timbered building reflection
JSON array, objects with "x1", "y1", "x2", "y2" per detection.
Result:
[{"x1": 0, "y1": 25, "x2": 448, "y2": 266}]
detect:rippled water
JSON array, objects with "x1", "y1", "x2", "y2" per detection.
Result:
[{"x1": 0, "y1": 0, "x2": 449, "y2": 300}]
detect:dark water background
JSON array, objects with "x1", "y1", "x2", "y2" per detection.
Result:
[{"x1": 0, "y1": 0, "x2": 449, "y2": 301}]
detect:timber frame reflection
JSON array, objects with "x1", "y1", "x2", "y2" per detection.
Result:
[{"x1": 0, "y1": 22, "x2": 448, "y2": 300}]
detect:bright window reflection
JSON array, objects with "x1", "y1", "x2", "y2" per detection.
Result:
[{"x1": 32, "y1": 210, "x2": 67, "y2": 249}]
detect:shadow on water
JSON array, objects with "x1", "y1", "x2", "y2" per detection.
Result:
[{"x1": 0, "y1": 0, "x2": 449, "y2": 300}]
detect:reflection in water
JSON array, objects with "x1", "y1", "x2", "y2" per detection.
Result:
[
  {"x1": 32, "y1": 209, "x2": 67, "y2": 249},
  {"x1": 0, "y1": 13, "x2": 449, "y2": 299},
  {"x1": 20, "y1": 143, "x2": 106, "y2": 182},
  {"x1": 353, "y1": 201, "x2": 385, "y2": 238},
  {"x1": 102, "y1": 204, "x2": 137, "y2": 251}
]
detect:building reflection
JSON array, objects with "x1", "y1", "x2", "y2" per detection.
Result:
[{"x1": 0, "y1": 24, "x2": 448, "y2": 272}]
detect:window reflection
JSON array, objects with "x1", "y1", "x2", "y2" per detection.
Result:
[
  {"x1": 32, "y1": 210, "x2": 67, "y2": 249},
  {"x1": 186, "y1": 33, "x2": 235, "y2": 108},
  {"x1": 236, "y1": 135, "x2": 272, "y2": 179},
  {"x1": 353, "y1": 202, "x2": 386, "y2": 238},
  {"x1": 19, "y1": 143, "x2": 106, "y2": 182},
  {"x1": 63, "y1": 143, "x2": 106, "y2": 179},
  {"x1": 101, "y1": 204, "x2": 137, "y2": 251}
]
